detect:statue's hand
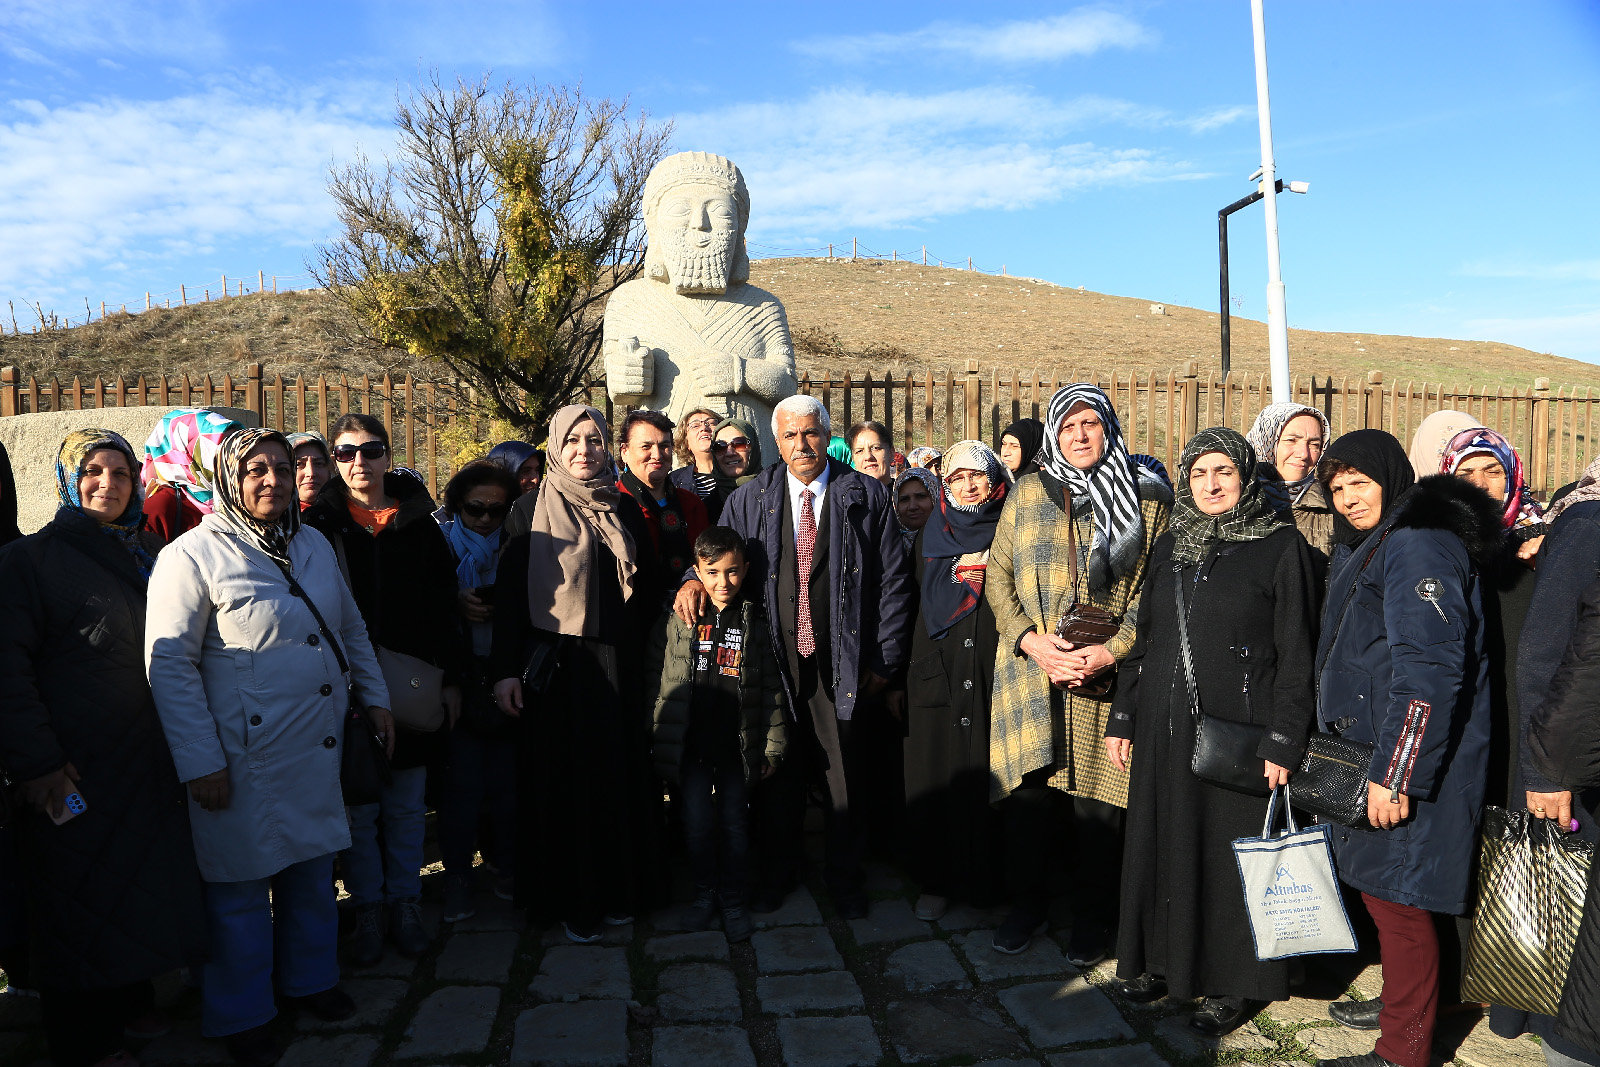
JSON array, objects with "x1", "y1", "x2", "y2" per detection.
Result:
[
  {"x1": 603, "y1": 336, "x2": 654, "y2": 398},
  {"x1": 692, "y1": 352, "x2": 739, "y2": 398}
]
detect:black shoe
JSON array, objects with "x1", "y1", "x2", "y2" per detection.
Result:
[
  {"x1": 680, "y1": 892, "x2": 717, "y2": 933},
  {"x1": 290, "y1": 985, "x2": 355, "y2": 1022},
  {"x1": 225, "y1": 1022, "x2": 283, "y2": 1067},
  {"x1": 346, "y1": 904, "x2": 384, "y2": 967},
  {"x1": 1314, "y1": 1055, "x2": 1402, "y2": 1067},
  {"x1": 1328, "y1": 998, "x2": 1383, "y2": 1031},
  {"x1": 1116, "y1": 973, "x2": 1167, "y2": 1003},
  {"x1": 833, "y1": 893, "x2": 869, "y2": 921},
  {"x1": 722, "y1": 904, "x2": 754, "y2": 943},
  {"x1": 1066, "y1": 924, "x2": 1108, "y2": 968},
  {"x1": 747, "y1": 886, "x2": 789, "y2": 914},
  {"x1": 992, "y1": 907, "x2": 1046, "y2": 955},
  {"x1": 390, "y1": 900, "x2": 430, "y2": 958},
  {"x1": 1190, "y1": 996, "x2": 1253, "y2": 1036},
  {"x1": 563, "y1": 921, "x2": 603, "y2": 944}
]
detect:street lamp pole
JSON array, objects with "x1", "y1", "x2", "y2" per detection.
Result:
[{"x1": 1251, "y1": 0, "x2": 1290, "y2": 402}]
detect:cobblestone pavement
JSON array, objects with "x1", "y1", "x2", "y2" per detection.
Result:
[{"x1": 0, "y1": 860, "x2": 1551, "y2": 1067}]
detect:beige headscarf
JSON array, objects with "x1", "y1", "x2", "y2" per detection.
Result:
[
  {"x1": 525, "y1": 405, "x2": 637, "y2": 637},
  {"x1": 1408, "y1": 410, "x2": 1483, "y2": 480}
]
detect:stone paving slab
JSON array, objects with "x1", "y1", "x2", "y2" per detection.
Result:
[
  {"x1": 1263, "y1": 996, "x2": 1339, "y2": 1026},
  {"x1": 956, "y1": 930, "x2": 1073, "y2": 982},
  {"x1": 396, "y1": 984, "x2": 500, "y2": 1058},
  {"x1": 887, "y1": 997, "x2": 1028, "y2": 1063},
  {"x1": 775, "y1": 1015, "x2": 883, "y2": 1067},
  {"x1": 756, "y1": 971, "x2": 866, "y2": 1015},
  {"x1": 435, "y1": 930, "x2": 517, "y2": 982},
  {"x1": 752, "y1": 886, "x2": 825, "y2": 928},
  {"x1": 644, "y1": 931, "x2": 731, "y2": 961},
  {"x1": 847, "y1": 897, "x2": 931, "y2": 945},
  {"x1": 996, "y1": 979, "x2": 1136, "y2": 1047},
  {"x1": 529, "y1": 945, "x2": 633, "y2": 1001},
  {"x1": 539, "y1": 923, "x2": 634, "y2": 947},
  {"x1": 280, "y1": 1033, "x2": 381, "y2": 1067},
  {"x1": 651, "y1": 1025, "x2": 757, "y2": 1067},
  {"x1": 342, "y1": 945, "x2": 420, "y2": 979},
  {"x1": 512, "y1": 1000, "x2": 630, "y2": 1067},
  {"x1": 1046, "y1": 1044, "x2": 1171, "y2": 1066},
  {"x1": 295, "y1": 977, "x2": 409, "y2": 1031},
  {"x1": 657, "y1": 963, "x2": 742, "y2": 1023},
  {"x1": 1437, "y1": 1015, "x2": 1546, "y2": 1067},
  {"x1": 1352, "y1": 962, "x2": 1383, "y2": 999},
  {"x1": 1297, "y1": 1023, "x2": 1376, "y2": 1062},
  {"x1": 752, "y1": 927, "x2": 845, "y2": 973},
  {"x1": 886, "y1": 940, "x2": 971, "y2": 992},
  {"x1": 1153, "y1": 1015, "x2": 1273, "y2": 1058}
]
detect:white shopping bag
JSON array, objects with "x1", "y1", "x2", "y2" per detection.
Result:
[{"x1": 1232, "y1": 786, "x2": 1358, "y2": 960}]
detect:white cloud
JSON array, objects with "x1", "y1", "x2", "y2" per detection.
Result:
[
  {"x1": 0, "y1": 83, "x2": 392, "y2": 303},
  {"x1": 0, "y1": 0, "x2": 225, "y2": 62},
  {"x1": 675, "y1": 88, "x2": 1207, "y2": 235},
  {"x1": 1459, "y1": 259, "x2": 1600, "y2": 283},
  {"x1": 796, "y1": 8, "x2": 1153, "y2": 63},
  {"x1": 1466, "y1": 308, "x2": 1600, "y2": 362}
]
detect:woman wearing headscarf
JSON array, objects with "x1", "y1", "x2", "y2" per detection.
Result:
[
  {"x1": 491, "y1": 405, "x2": 653, "y2": 944},
  {"x1": 894, "y1": 468, "x2": 940, "y2": 546},
  {"x1": 907, "y1": 445, "x2": 943, "y2": 475},
  {"x1": 286, "y1": 431, "x2": 332, "y2": 512},
  {"x1": 1247, "y1": 401, "x2": 1335, "y2": 557},
  {"x1": 997, "y1": 418, "x2": 1044, "y2": 479},
  {"x1": 486, "y1": 440, "x2": 543, "y2": 497},
  {"x1": 1310, "y1": 429, "x2": 1499, "y2": 1067},
  {"x1": 987, "y1": 384, "x2": 1172, "y2": 961},
  {"x1": 1105, "y1": 428, "x2": 1319, "y2": 1036},
  {"x1": 904, "y1": 442, "x2": 1011, "y2": 921},
  {"x1": 0, "y1": 430, "x2": 207, "y2": 1067},
  {"x1": 826, "y1": 435, "x2": 852, "y2": 466},
  {"x1": 1407, "y1": 409, "x2": 1483, "y2": 482},
  {"x1": 141, "y1": 408, "x2": 242, "y2": 544},
  {"x1": 146, "y1": 427, "x2": 393, "y2": 1067}
]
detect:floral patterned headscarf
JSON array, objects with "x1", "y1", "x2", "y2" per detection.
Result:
[
  {"x1": 1441, "y1": 426, "x2": 1544, "y2": 540},
  {"x1": 140, "y1": 408, "x2": 240, "y2": 512}
]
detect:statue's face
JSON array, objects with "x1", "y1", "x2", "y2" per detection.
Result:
[{"x1": 652, "y1": 181, "x2": 739, "y2": 295}]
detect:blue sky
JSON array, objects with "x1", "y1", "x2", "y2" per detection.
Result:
[{"x1": 3, "y1": 1, "x2": 1598, "y2": 362}]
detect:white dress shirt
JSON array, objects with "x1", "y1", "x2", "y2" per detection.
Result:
[{"x1": 785, "y1": 463, "x2": 830, "y2": 544}]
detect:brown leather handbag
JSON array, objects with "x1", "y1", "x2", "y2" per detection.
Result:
[{"x1": 1052, "y1": 512, "x2": 1121, "y2": 698}]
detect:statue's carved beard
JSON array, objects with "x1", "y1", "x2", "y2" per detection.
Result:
[{"x1": 661, "y1": 227, "x2": 735, "y2": 295}]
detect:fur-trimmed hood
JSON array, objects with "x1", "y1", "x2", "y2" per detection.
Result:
[{"x1": 1388, "y1": 473, "x2": 1505, "y2": 567}]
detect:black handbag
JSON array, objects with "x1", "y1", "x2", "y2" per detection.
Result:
[
  {"x1": 287, "y1": 577, "x2": 393, "y2": 806},
  {"x1": 1175, "y1": 569, "x2": 1271, "y2": 796},
  {"x1": 522, "y1": 633, "x2": 565, "y2": 696},
  {"x1": 1294, "y1": 732, "x2": 1376, "y2": 829}
]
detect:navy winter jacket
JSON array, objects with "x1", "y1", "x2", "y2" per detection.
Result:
[
  {"x1": 1314, "y1": 475, "x2": 1502, "y2": 915},
  {"x1": 715, "y1": 458, "x2": 914, "y2": 720}
]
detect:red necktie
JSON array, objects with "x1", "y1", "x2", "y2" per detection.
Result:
[{"x1": 796, "y1": 486, "x2": 816, "y2": 658}]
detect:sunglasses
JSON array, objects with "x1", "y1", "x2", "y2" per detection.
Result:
[
  {"x1": 332, "y1": 442, "x2": 389, "y2": 462},
  {"x1": 460, "y1": 501, "x2": 511, "y2": 519},
  {"x1": 712, "y1": 437, "x2": 752, "y2": 452}
]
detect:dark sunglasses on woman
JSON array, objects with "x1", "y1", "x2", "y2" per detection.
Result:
[
  {"x1": 332, "y1": 442, "x2": 389, "y2": 462},
  {"x1": 460, "y1": 501, "x2": 511, "y2": 519},
  {"x1": 712, "y1": 437, "x2": 751, "y2": 453}
]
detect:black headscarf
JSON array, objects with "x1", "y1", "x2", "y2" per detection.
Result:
[
  {"x1": 1317, "y1": 429, "x2": 1414, "y2": 548},
  {"x1": 998, "y1": 418, "x2": 1045, "y2": 478},
  {"x1": 0, "y1": 441, "x2": 19, "y2": 548}
]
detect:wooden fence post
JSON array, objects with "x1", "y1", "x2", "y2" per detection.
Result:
[
  {"x1": 1530, "y1": 377, "x2": 1552, "y2": 493},
  {"x1": 963, "y1": 360, "x2": 980, "y2": 441},
  {"x1": 1364, "y1": 371, "x2": 1385, "y2": 429},
  {"x1": 1180, "y1": 359, "x2": 1200, "y2": 444},
  {"x1": 0, "y1": 366, "x2": 18, "y2": 416},
  {"x1": 245, "y1": 364, "x2": 264, "y2": 421}
]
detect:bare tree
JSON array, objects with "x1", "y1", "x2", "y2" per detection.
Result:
[{"x1": 314, "y1": 75, "x2": 672, "y2": 440}]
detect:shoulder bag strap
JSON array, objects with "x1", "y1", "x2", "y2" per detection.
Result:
[
  {"x1": 1172, "y1": 568, "x2": 1202, "y2": 721},
  {"x1": 1051, "y1": 503, "x2": 1084, "y2": 622},
  {"x1": 285, "y1": 575, "x2": 351, "y2": 677}
]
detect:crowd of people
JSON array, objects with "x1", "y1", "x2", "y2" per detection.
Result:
[{"x1": 0, "y1": 378, "x2": 1596, "y2": 1067}]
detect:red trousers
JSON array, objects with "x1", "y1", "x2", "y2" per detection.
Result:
[{"x1": 1362, "y1": 892, "x2": 1439, "y2": 1067}]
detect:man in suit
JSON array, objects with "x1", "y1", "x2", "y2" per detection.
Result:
[{"x1": 675, "y1": 394, "x2": 913, "y2": 918}]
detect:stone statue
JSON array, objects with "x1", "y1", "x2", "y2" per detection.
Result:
[{"x1": 603, "y1": 152, "x2": 797, "y2": 458}]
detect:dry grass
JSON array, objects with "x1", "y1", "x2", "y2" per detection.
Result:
[{"x1": 3, "y1": 257, "x2": 1594, "y2": 391}]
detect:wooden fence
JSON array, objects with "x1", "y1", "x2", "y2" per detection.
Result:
[{"x1": 5, "y1": 360, "x2": 1597, "y2": 496}]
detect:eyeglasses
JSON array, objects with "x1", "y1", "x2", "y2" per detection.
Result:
[
  {"x1": 712, "y1": 437, "x2": 751, "y2": 452},
  {"x1": 332, "y1": 442, "x2": 389, "y2": 462},
  {"x1": 460, "y1": 501, "x2": 511, "y2": 519}
]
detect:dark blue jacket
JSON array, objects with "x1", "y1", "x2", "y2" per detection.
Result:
[
  {"x1": 1315, "y1": 476, "x2": 1502, "y2": 915},
  {"x1": 717, "y1": 458, "x2": 913, "y2": 720}
]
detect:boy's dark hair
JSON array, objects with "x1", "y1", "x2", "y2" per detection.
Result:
[
  {"x1": 443, "y1": 461, "x2": 520, "y2": 514},
  {"x1": 329, "y1": 412, "x2": 391, "y2": 451},
  {"x1": 694, "y1": 525, "x2": 746, "y2": 564},
  {"x1": 619, "y1": 409, "x2": 675, "y2": 449}
]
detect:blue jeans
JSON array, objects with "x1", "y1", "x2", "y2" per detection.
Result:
[
  {"x1": 201, "y1": 853, "x2": 339, "y2": 1037},
  {"x1": 439, "y1": 729, "x2": 517, "y2": 878},
  {"x1": 679, "y1": 737, "x2": 748, "y2": 903},
  {"x1": 344, "y1": 765, "x2": 427, "y2": 905}
]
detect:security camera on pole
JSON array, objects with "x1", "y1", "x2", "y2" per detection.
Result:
[{"x1": 1252, "y1": 0, "x2": 1291, "y2": 403}]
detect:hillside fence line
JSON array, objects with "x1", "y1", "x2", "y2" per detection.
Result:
[{"x1": 3, "y1": 361, "x2": 1594, "y2": 499}]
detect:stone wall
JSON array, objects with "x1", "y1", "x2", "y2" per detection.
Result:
[{"x1": 0, "y1": 406, "x2": 258, "y2": 535}]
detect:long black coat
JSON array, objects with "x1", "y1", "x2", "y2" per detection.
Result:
[
  {"x1": 0, "y1": 508, "x2": 206, "y2": 989},
  {"x1": 1107, "y1": 526, "x2": 1319, "y2": 1001},
  {"x1": 303, "y1": 473, "x2": 469, "y2": 770},
  {"x1": 903, "y1": 538, "x2": 1003, "y2": 904}
]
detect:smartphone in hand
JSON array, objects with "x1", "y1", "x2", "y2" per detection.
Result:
[{"x1": 50, "y1": 790, "x2": 86, "y2": 826}]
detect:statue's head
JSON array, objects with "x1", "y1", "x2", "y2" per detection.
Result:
[{"x1": 642, "y1": 151, "x2": 750, "y2": 295}]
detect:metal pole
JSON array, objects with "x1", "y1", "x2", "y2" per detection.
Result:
[
  {"x1": 1219, "y1": 212, "x2": 1231, "y2": 379},
  {"x1": 1251, "y1": 0, "x2": 1290, "y2": 402}
]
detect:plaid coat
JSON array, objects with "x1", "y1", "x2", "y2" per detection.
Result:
[{"x1": 987, "y1": 471, "x2": 1171, "y2": 806}]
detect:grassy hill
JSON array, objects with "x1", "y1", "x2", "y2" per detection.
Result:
[{"x1": 4, "y1": 257, "x2": 1595, "y2": 392}]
